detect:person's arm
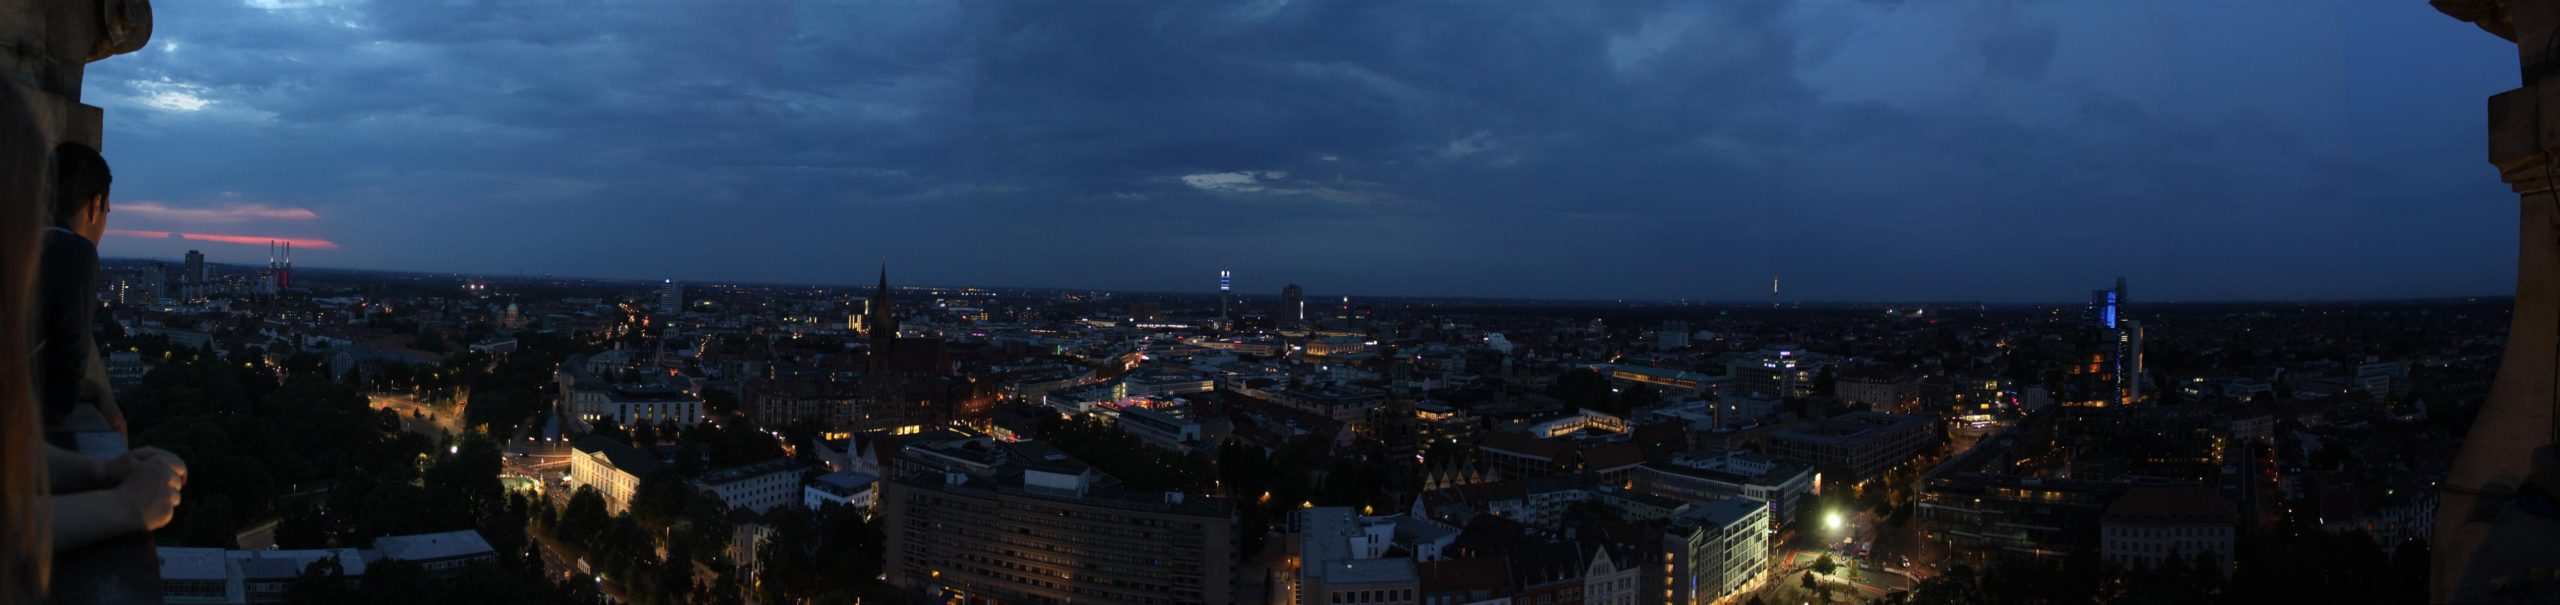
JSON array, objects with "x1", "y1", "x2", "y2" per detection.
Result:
[
  {"x1": 81, "y1": 340, "x2": 122, "y2": 434},
  {"x1": 49, "y1": 455, "x2": 182, "y2": 554},
  {"x1": 43, "y1": 444, "x2": 108, "y2": 493}
]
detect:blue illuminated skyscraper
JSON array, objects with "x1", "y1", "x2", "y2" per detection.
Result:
[{"x1": 2072, "y1": 277, "x2": 2139, "y2": 407}]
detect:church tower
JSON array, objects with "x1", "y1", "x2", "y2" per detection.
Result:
[{"x1": 870, "y1": 265, "x2": 897, "y2": 354}]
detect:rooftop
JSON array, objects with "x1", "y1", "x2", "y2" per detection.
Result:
[
  {"x1": 1301, "y1": 507, "x2": 1421, "y2": 585},
  {"x1": 574, "y1": 435, "x2": 665, "y2": 476},
  {"x1": 692, "y1": 458, "x2": 804, "y2": 487},
  {"x1": 1671, "y1": 498, "x2": 1766, "y2": 531},
  {"x1": 2104, "y1": 485, "x2": 2238, "y2": 526},
  {"x1": 372, "y1": 529, "x2": 496, "y2": 563},
  {"x1": 811, "y1": 470, "x2": 879, "y2": 495}
]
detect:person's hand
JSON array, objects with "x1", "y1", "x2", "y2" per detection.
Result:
[
  {"x1": 102, "y1": 447, "x2": 179, "y2": 483},
  {"x1": 114, "y1": 452, "x2": 185, "y2": 532}
]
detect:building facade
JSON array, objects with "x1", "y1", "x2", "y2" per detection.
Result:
[
  {"x1": 2100, "y1": 486, "x2": 2237, "y2": 574},
  {"x1": 1762, "y1": 412, "x2": 1938, "y2": 482},
  {"x1": 570, "y1": 436, "x2": 662, "y2": 515},
  {"x1": 692, "y1": 459, "x2": 806, "y2": 515},
  {"x1": 1659, "y1": 500, "x2": 1771, "y2": 605},
  {"x1": 881, "y1": 469, "x2": 1239, "y2": 604},
  {"x1": 1633, "y1": 448, "x2": 1816, "y2": 525}
]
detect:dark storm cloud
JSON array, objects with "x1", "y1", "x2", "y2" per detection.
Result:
[{"x1": 81, "y1": 0, "x2": 2520, "y2": 301}]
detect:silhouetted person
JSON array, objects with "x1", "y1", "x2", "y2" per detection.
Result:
[
  {"x1": 0, "y1": 84, "x2": 185, "y2": 602},
  {"x1": 34, "y1": 142, "x2": 122, "y2": 440}
]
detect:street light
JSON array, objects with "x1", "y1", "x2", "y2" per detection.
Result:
[{"x1": 1826, "y1": 512, "x2": 1844, "y2": 533}]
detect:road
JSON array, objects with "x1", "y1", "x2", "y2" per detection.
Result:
[
  {"x1": 370, "y1": 393, "x2": 465, "y2": 438},
  {"x1": 1759, "y1": 549, "x2": 1916, "y2": 602}
]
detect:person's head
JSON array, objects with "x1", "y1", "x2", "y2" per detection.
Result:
[
  {"x1": 1, "y1": 83, "x2": 55, "y2": 600},
  {"x1": 50, "y1": 141, "x2": 109, "y2": 244}
]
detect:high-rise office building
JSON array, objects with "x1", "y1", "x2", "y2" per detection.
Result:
[
  {"x1": 657, "y1": 279, "x2": 682, "y2": 316},
  {"x1": 182, "y1": 250, "x2": 206, "y2": 301},
  {"x1": 1280, "y1": 283, "x2": 1304, "y2": 324},
  {"x1": 2066, "y1": 278, "x2": 2139, "y2": 407},
  {"x1": 1218, "y1": 267, "x2": 1231, "y2": 323}
]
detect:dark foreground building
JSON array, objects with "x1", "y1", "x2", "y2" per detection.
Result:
[{"x1": 881, "y1": 461, "x2": 1239, "y2": 604}]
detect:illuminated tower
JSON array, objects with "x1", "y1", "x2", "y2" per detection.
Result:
[
  {"x1": 1218, "y1": 267, "x2": 1231, "y2": 324},
  {"x1": 265, "y1": 241, "x2": 278, "y2": 295},
  {"x1": 2068, "y1": 277, "x2": 2134, "y2": 407}
]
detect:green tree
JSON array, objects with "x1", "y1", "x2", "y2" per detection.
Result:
[{"x1": 557, "y1": 487, "x2": 610, "y2": 555}]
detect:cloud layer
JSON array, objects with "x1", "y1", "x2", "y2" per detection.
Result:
[{"x1": 79, "y1": 0, "x2": 2522, "y2": 301}]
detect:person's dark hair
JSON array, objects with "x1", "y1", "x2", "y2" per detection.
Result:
[{"x1": 49, "y1": 141, "x2": 109, "y2": 221}]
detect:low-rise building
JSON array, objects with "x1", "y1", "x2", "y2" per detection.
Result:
[
  {"x1": 1762, "y1": 412, "x2": 1938, "y2": 482},
  {"x1": 1633, "y1": 447, "x2": 1816, "y2": 525},
  {"x1": 371, "y1": 530, "x2": 500, "y2": 579},
  {"x1": 1112, "y1": 404, "x2": 1206, "y2": 451},
  {"x1": 569, "y1": 435, "x2": 663, "y2": 515},
  {"x1": 1479, "y1": 433, "x2": 1577, "y2": 480},
  {"x1": 158, "y1": 530, "x2": 496, "y2": 604},
  {"x1": 692, "y1": 458, "x2": 806, "y2": 515},
  {"x1": 805, "y1": 470, "x2": 879, "y2": 513},
  {"x1": 2100, "y1": 486, "x2": 2237, "y2": 574},
  {"x1": 1290, "y1": 507, "x2": 1421, "y2": 605}
]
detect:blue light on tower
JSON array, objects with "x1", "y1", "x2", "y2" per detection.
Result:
[{"x1": 2089, "y1": 289, "x2": 2119, "y2": 329}]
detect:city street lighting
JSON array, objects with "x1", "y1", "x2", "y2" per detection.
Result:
[{"x1": 1826, "y1": 512, "x2": 1844, "y2": 532}]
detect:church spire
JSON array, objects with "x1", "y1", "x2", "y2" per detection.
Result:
[{"x1": 869, "y1": 263, "x2": 897, "y2": 358}]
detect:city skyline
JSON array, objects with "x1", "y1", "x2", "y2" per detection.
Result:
[{"x1": 85, "y1": 1, "x2": 2518, "y2": 302}]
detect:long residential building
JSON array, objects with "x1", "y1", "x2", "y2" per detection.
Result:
[
  {"x1": 692, "y1": 459, "x2": 807, "y2": 515},
  {"x1": 159, "y1": 530, "x2": 497, "y2": 605}
]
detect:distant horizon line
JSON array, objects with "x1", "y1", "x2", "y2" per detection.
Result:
[{"x1": 101, "y1": 255, "x2": 2514, "y2": 308}]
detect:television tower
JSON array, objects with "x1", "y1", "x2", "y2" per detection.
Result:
[{"x1": 1770, "y1": 267, "x2": 1781, "y2": 307}]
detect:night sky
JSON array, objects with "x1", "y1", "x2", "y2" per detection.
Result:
[{"x1": 83, "y1": 0, "x2": 2520, "y2": 302}]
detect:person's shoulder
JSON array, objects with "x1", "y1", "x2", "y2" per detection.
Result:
[
  {"x1": 41, "y1": 227, "x2": 97, "y2": 268},
  {"x1": 42, "y1": 227, "x2": 94, "y2": 253}
]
